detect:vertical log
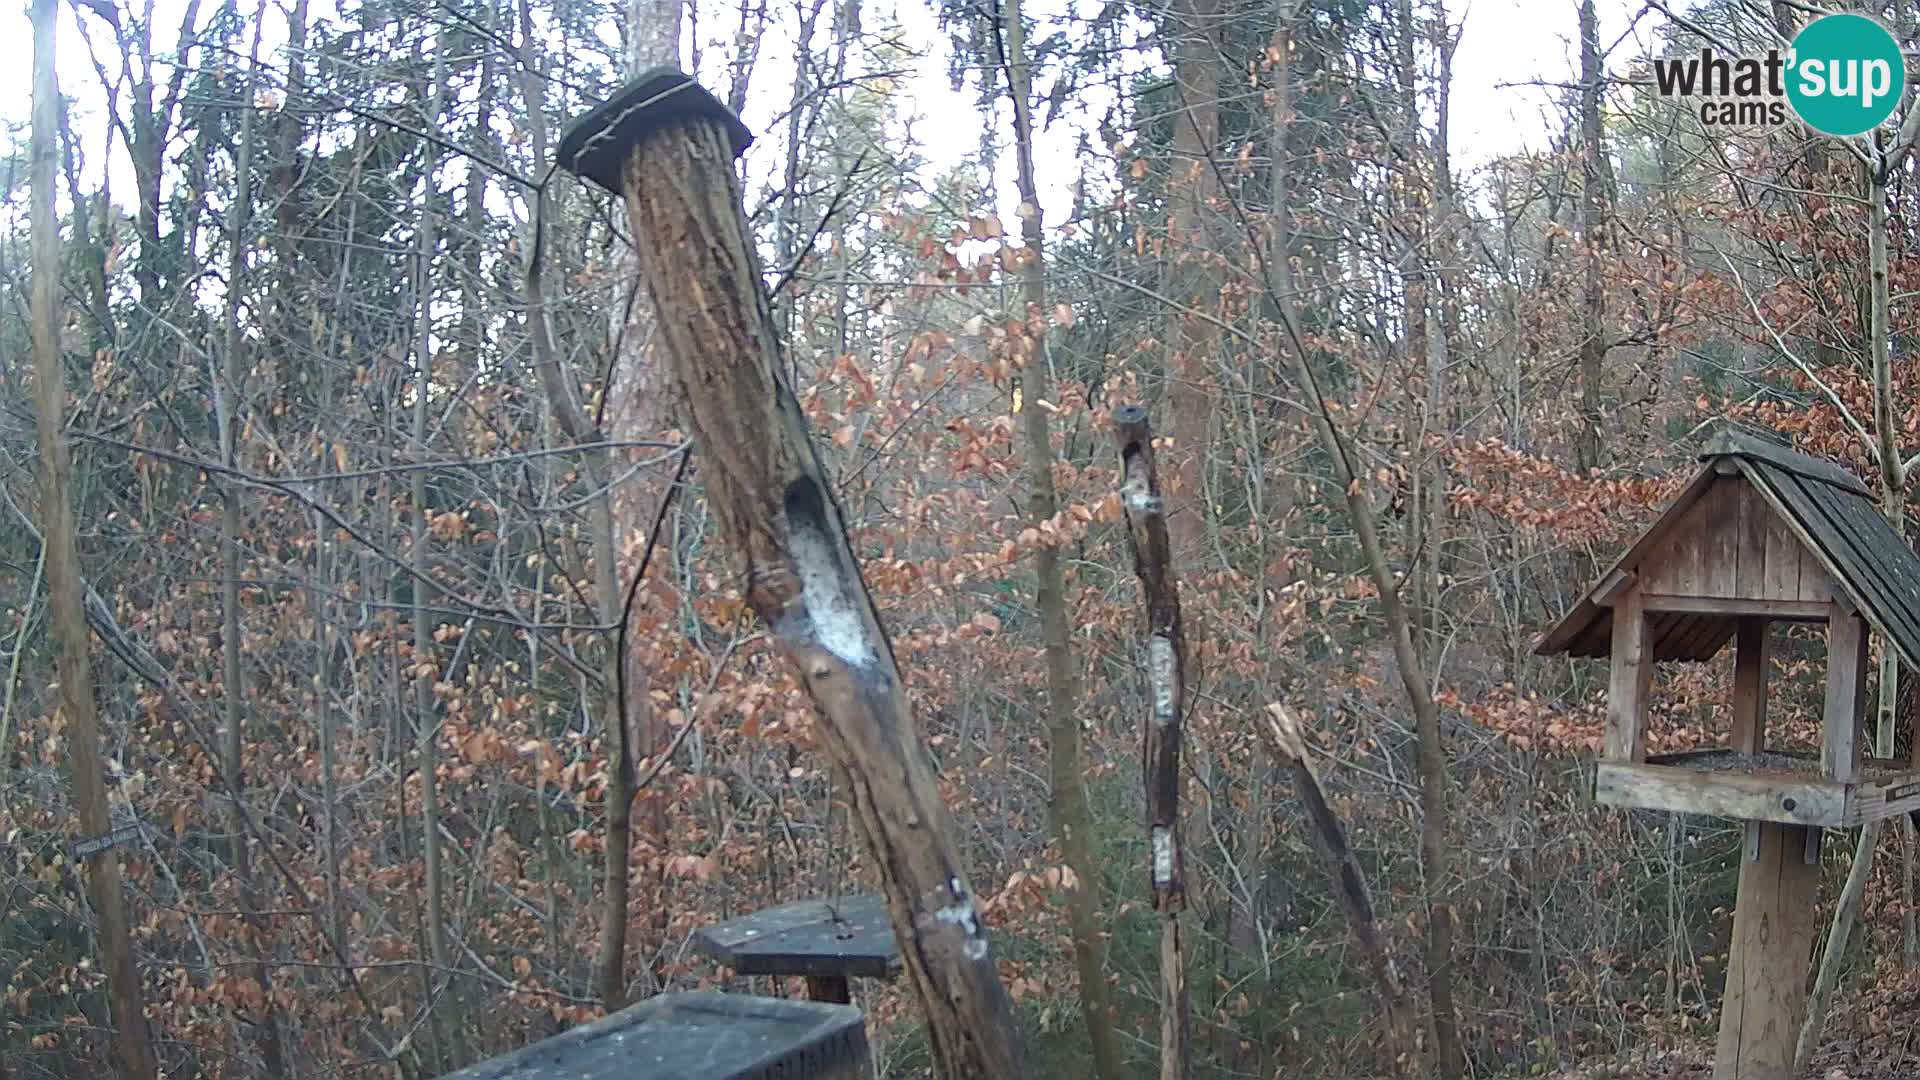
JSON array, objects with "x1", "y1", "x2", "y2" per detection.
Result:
[
  {"x1": 1730, "y1": 618, "x2": 1768, "y2": 755},
  {"x1": 558, "y1": 73, "x2": 1023, "y2": 1079},
  {"x1": 1113, "y1": 406, "x2": 1191, "y2": 1080},
  {"x1": 1718, "y1": 822, "x2": 1818, "y2": 1080},
  {"x1": 994, "y1": 0, "x2": 1124, "y2": 1072},
  {"x1": 30, "y1": 2, "x2": 158, "y2": 1076},
  {"x1": 1604, "y1": 590, "x2": 1651, "y2": 762},
  {"x1": 1822, "y1": 609, "x2": 1866, "y2": 784}
]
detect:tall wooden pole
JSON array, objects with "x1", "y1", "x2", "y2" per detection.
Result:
[
  {"x1": 557, "y1": 72, "x2": 1025, "y2": 1079},
  {"x1": 30, "y1": 1, "x2": 158, "y2": 1076},
  {"x1": 1113, "y1": 406, "x2": 1191, "y2": 1079}
]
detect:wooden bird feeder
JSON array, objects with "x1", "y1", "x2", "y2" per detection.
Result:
[
  {"x1": 438, "y1": 991, "x2": 869, "y2": 1080},
  {"x1": 692, "y1": 894, "x2": 902, "y2": 1005},
  {"x1": 1537, "y1": 428, "x2": 1920, "y2": 1079}
]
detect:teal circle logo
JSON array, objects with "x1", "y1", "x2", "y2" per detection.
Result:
[{"x1": 1787, "y1": 14, "x2": 1905, "y2": 137}]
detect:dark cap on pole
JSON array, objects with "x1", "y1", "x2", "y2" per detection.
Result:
[{"x1": 556, "y1": 67, "x2": 753, "y2": 193}]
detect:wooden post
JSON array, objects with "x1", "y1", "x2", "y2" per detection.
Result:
[
  {"x1": 1730, "y1": 618, "x2": 1768, "y2": 755},
  {"x1": 1113, "y1": 405, "x2": 1192, "y2": 1080},
  {"x1": 557, "y1": 71, "x2": 1024, "y2": 1079},
  {"x1": 1604, "y1": 590, "x2": 1652, "y2": 762},
  {"x1": 804, "y1": 976, "x2": 852, "y2": 1005},
  {"x1": 1714, "y1": 821, "x2": 1819, "y2": 1080},
  {"x1": 1823, "y1": 607, "x2": 1867, "y2": 783}
]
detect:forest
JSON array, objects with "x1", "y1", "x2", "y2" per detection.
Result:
[{"x1": 9, "y1": 0, "x2": 1920, "y2": 1077}]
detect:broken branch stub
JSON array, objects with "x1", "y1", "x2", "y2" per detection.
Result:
[{"x1": 557, "y1": 72, "x2": 1024, "y2": 1079}]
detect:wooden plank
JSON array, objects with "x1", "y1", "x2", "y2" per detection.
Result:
[
  {"x1": 1713, "y1": 822, "x2": 1820, "y2": 1080},
  {"x1": 1850, "y1": 771, "x2": 1920, "y2": 825},
  {"x1": 1704, "y1": 479, "x2": 1741, "y2": 598},
  {"x1": 1760, "y1": 497, "x2": 1804, "y2": 603},
  {"x1": 692, "y1": 895, "x2": 901, "y2": 980},
  {"x1": 438, "y1": 990, "x2": 871, "y2": 1080},
  {"x1": 1823, "y1": 608, "x2": 1867, "y2": 784},
  {"x1": 1538, "y1": 467, "x2": 1719, "y2": 657},
  {"x1": 1778, "y1": 471, "x2": 1920, "y2": 668},
  {"x1": 1796, "y1": 477, "x2": 1910, "y2": 622},
  {"x1": 1594, "y1": 762, "x2": 1847, "y2": 826},
  {"x1": 1704, "y1": 428, "x2": 1871, "y2": 496},
  {"x1": 1822, "y1": 489, "x2": 1920, "y2": 668},
  {"x1": 1736, "y1": 479, "x2": 1770, "y2": 598},
  {"x1": 1604, "y1": 590, "x2": 1652, "y2": 763},
  {"x1": 1639, "y1": 595, "x2": 1829, "y2": 619},
  {"x1": 1674, "y1": 614, "x2": 1733, "y2": 661},
  {"x1": 1730, "y1": 618, "x2": 1768, "y2": 755},
  {"x1": 1694, "y1": 621, "x2": 1739, "y2": 662},
  {"x1": 1797, "y1": 544, "x2": 1834, "y2": 603},
  {"x1": 1652, "y1": 611, "x2": 1702, "y2": 660},
  {"x1": 1593, "y1": 568, "x2": 1635, "y2": 607}
]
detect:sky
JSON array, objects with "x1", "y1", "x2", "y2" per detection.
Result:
[{"x1": 0, "y1": 0, "x2": 1651, "y2": 229}]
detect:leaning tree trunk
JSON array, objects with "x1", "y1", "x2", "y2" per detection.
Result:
[
  {"x1": 30, "y1": 3, "x2": 158, "y2": 1077},
  {"x1": 995, "y1": 2, "x2": 1125, "y2": 1075},
  {"x1": 558, "y1": 75, "x2": 1025, "y2": 1079},
  {"x1": 1261, "y1": 704, "x2": 1419, "y2": 1072},
  {"x1": 1114, "y1": 407, "x2": 1192, "y2": 1080}
]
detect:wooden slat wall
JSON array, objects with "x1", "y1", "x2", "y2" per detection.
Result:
[{"x1": 1638, "y1": 478, "x2": 1833, "y2": 604}]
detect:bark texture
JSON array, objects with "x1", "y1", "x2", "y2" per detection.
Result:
[
  {"x1": 999, "y1": 1, "x2": 1124, "y2": 1074},
  {"x1": 1114, "y1": 406, "x2": 1192, "y2": 1080},
  {"x1": 31, "y1": 2, "x2": 158, "y2": 1075},
  {"x1": 611, "y1": 117, "x2": 1025, "y2": 1079}
]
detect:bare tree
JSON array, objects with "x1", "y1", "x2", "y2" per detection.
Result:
[{"x1": 30, "y1": 1, "x2": 157, "y2": 1076}]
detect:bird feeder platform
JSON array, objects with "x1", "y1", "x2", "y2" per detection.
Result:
[
  {"x1": 1598, "y1": 748, "x2": 1920, "y2": 829},
  {"x1": 1537, "y1": 428, "x2": 1920, "y2": 1080},
  {"x1": 437, "y1": 991, "x2": 869, "y2": 1080},
  {"x1": 693, "y1": 894, "x2": 902, "y2": 1004}
]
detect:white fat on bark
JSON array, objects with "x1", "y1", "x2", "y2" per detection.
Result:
[
  {"x1": 787, "y1": 504, "x2": 878, "y2": 668},
  {"x1": 933, "y1": 878, "x2": 990, "y2": 961},
  {"x1": 1149, "y1": 635, "x2": 1176, "y2": 725},
  {"x1": 1151, "y1": 825, "x2": 1175, "y2": 888},
  {"x1": 1122, "y1": 471, "x2": 1161, "y2": 515}
]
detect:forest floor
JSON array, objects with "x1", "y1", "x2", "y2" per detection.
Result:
[{"x1": 1539, "y1": 967, "x2": 1920, "y2": 1079}]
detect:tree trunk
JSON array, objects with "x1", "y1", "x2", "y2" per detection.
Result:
[
  {"x1": 1114, "y1": 407, "x2": 1193, "y2": 1080},
  {"x1": 1166, "y1": 0, "x2": 1217, "y2": 565},
  {"x1": 1574, "y1": 0, "x2": 1612, "y2": 473},
  {"x1": 1261, "y1": 704, "x2": 1419, "y2": 1072},
  {"x1": 216, "y1": 14, "x2": 285, "y2": 1075},
  {"x1": 30, "y1": 3, "x2": 158, "y2": 1076},
  {"x1": 410, "y1": 44, "x2": 460, "y2": 1068},
  {"x1": 1799, "y1": 167, "x2": 1905, "y2": 1070},
  {"x1": 997, "y1": 3, "x2": 1124, "y2": 1076},
  {"x1": 1255, "y1": 128, "x2": 1462, "y2": 1080},
  {"x1": 577, "y1": 90, "x2": 1026, "y2": 1078}
]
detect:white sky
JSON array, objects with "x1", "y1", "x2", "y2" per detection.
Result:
[{"x1": 0, "y1": 0, "x2": 1649, "y2": 234}]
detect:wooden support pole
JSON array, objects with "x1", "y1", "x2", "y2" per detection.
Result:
[
  {"x1": 1112, "y1": 406, "x2": 1192, "y2": 1080},
  {"x1": 557, "y1": 71, "x2": 1024, "y2": 1079},
  {"x1": 1604, "y1": 590, "x2": 1652, "y2": 762},
  {"x1": 1823, "y1": 607, "x2": 1867, "y2": 784},
  {"x1": 804, "y1": 976, "x2": 852, "y2": 1005},
  {"x1": 1714, "y1": 821, "x2": 1819, "y2": 1080},
  {"x1": 1730, "y1": 618, "x2": 1768, "y2": 756}
]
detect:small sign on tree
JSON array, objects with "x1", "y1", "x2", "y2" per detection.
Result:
[{"x1": 72, "y1": 821, "x2": 151, "y2": 860}]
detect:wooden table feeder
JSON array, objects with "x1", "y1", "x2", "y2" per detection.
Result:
[
  {"x1": 692, "y1": 894, "x2": 902, "y2": 1004},
  {"x1": 1536, "y1": 429, "x2": 1920, "y2": 1079},
  {"x1": 438, "y1": 991, "x2": 869, "y2": 1080}
]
